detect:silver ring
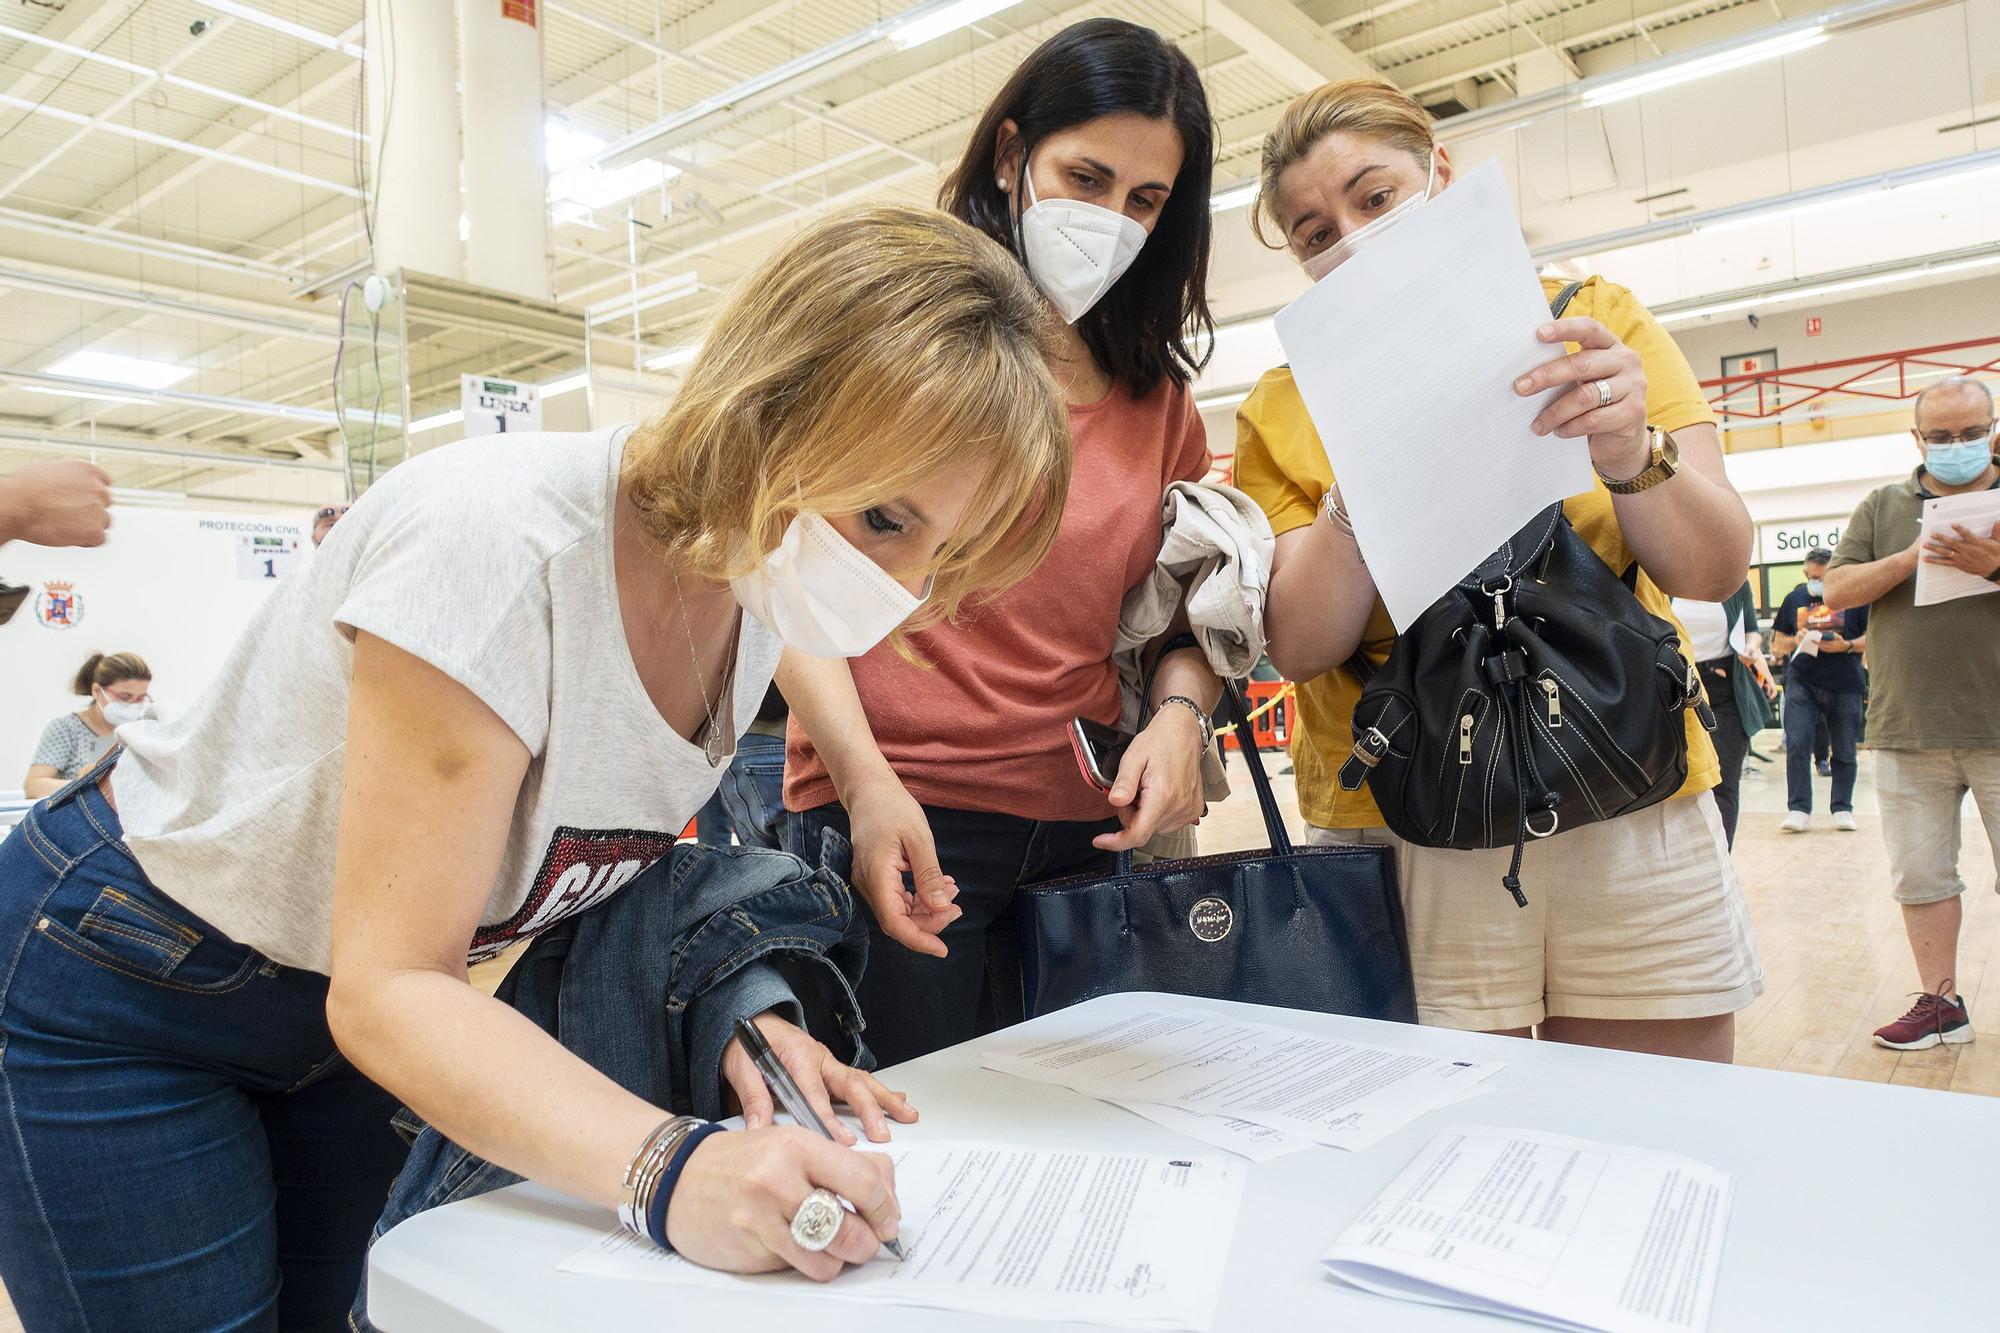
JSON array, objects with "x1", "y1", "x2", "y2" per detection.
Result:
[
  {"x1": 1593, "y1": 378, "x2": 1614, "y2": 409},
  {"x1": 790, "y1": 1188, "x2": 844, "y2": 1253}
]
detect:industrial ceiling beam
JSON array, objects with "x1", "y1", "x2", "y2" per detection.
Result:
[{"x1": 1163, "y1": 0, "x2": 1377, "y2": 90}]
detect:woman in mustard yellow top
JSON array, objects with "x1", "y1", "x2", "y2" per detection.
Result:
[{"x1": 1234, "y1": 80, "x2": 1763, "y2": 1064}]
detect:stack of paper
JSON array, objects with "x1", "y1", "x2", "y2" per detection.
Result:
[
  {"x1": 980, "y1": 1008, "x2": 1501, "y2": 1157},
  {"x1": 1322, "y1": 1127, "x2": 1733, "y2": 1333},
  {"x1": 560, "y1": 1140, "x2": 1246, "y2": 1331},
  {"x1": 1914, "y1": 489, "x2": 2000, "y2": 606}
]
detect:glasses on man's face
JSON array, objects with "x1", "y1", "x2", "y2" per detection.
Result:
[
  {"x1": 315, "y1": 505, "x2": 350, "y2": 523},
  {"x1": 1918, "y1": 422, "x2": 1995, "y2": 446}
]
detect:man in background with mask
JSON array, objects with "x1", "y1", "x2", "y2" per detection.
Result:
[
  {"x1": 1771, "y1": 547, "x2": 1868, "y2": 833},
  {"x1": 1823, "y1": 376, "x2": 2000, "y2": 1051}
]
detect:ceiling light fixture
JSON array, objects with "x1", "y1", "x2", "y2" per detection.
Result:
[
  {"x1": 587, "y1": 271, "x2": 701, "y2": 327},
  {"x1": 1209, "y1": 182, "x2": 1259, "y2": 213},
  {"x1": 409, "y1": 407, "x2": 464, "y2": 434},
  {"x1": 546, "y1": 121, "x2": 679, "y2": 220},
  {"x1": 1580, "y1": 26, "x2": 1827, "y2": 108},
  {"x1": 1195, "y1": 388, "x2": 1251, "y2": 411},
  {"x1": 643, "y1": 343, "x2": 702, "y2": 371},
  {"x1": 1654, "y1": 251, "x2": 2000, "y2": 326},
  {"x1": 888, "y1": 0, "x2": 1023, "y2": 50},
  {"x1": 46, "y1": 350, "x2": 191, "y2": 390},
  {"x1": 19, "y1": 384, "x2": 157, "y2": 407}
]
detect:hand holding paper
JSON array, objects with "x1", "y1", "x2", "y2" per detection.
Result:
[
  {"x1": 1915, "y1": 492, "x2": 2000, "y2": 606},
  {"x1": 1272, "y1": 159, "x2": 1593, "y2": 630}
]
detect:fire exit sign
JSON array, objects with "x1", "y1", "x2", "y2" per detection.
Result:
[{"x1": 1806, "y1": 316, "x2": 1823, "y2": 337}]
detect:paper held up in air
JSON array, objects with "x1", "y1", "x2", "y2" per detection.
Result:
[{"x1": 1273, "y1": 158, "x2": 1594, "y2": 631}]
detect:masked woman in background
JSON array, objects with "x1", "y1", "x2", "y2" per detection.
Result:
[{"x1": 781, "y1": 19, "x2": 1225, "y2": 1067}]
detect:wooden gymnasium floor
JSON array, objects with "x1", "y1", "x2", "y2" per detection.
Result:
[{"x1": 2, "y1": 741, "x2": 1993, "y2": 1328}]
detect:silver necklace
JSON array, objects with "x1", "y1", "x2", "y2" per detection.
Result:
[{"x1": 670, "y1": 569, "x2": 732, "y2": 767}]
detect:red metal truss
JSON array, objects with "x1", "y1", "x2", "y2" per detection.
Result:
[{"x1": 1699, "y1": 336, "x2": 2000, "y2": 421}]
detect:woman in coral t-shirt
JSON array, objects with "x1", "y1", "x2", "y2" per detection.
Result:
[{"x1": 781, "y1": 19, "x2": 1223, "y2": 1066}]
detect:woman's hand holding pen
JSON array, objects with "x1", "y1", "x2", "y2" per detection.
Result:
[
  {"x1": 666, "y1": 1124, "x2": 901, "y2": 1282},
  {"x1": 671, "y1": 1011, "x2": 914, "y2": 1281}
]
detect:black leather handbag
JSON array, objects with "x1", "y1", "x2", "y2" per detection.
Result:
[
  {"x1": 1014, "y1": 682, "x2": 1417, "y2": 1023},
  {"x1": 1336, "y1": 502, "x2": 1714, "y2": 908}
]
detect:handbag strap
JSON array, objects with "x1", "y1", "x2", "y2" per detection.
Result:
[
  {"x1": 1134, "y1": 636, "x2": 1293, "y2": 859},
  {"x1": 1221, "y1": 679, "x2": 1294, "y2": 857}
]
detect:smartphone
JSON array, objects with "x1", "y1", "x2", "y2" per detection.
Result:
[{"x1": 1068, "y1": 718, "x2": 1132, "y2": 793}]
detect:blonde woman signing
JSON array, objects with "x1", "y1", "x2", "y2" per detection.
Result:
[
  {"x1": 0, "y1": 207, "x2": 1070, "y2": 1332},
  {"x1": 1234, "y1": 80, "x2": 1761, "y2": 1064}
]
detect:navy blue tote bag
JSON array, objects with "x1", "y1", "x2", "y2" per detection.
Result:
[{"x1": 1014, "y1": 682, "x2": 1417, "y2": 1022}]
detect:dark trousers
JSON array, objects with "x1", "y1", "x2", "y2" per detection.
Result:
[
  {"x1": 782, "y1": 803, "x2": 1115, "y2": 1067},
  {"x1": 1784, "y1": 681, "x2": 1863, "y2": 814},
  {"x1": 0, "y1": 771, "x2": 406, "y2": 1332},
  {"x1": 1699, "y1": 658, "x2": 1751, "y2": 848}
]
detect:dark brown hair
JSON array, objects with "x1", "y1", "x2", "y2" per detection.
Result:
[
  {"x1": 74, "y1": 652, "x2": 151, "y2": 697},
  {"x1": 938, "y1": 18, "x2": 1215, "y2": 397}
]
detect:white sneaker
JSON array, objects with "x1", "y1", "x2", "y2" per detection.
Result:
[
  {"x1": 1781, "y1": 811, "x2": 1811, "y2": 834},
  {"x1": 1834, "y1": 810, "x2": 1858, "y2": 832}
]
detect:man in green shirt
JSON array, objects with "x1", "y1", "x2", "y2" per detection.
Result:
[{"x1": 1824, "y1": 376, "x2": 2000, "y2": 1051}]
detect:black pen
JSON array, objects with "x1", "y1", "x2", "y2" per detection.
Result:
[{"x1": 733, "y1": 1016, "x2": 905, "y2": 1261}]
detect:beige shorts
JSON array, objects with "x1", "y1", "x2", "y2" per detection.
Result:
[
  {"x1": 1874, "y1": 748, "x2": 2000, "y2": 905},
  {"x1": 1306, "y1": 793, "x2": 1764, "y2": 1031}
]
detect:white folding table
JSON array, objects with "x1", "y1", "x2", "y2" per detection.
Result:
[{"x1": 367, "y1": 991, "x2": 2000, "y2": 1331}]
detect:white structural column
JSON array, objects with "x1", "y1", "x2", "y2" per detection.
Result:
[
  {"x1": 459, "y1": 0, "x2": 552, "y2": 301},
  {"x1": 364, "y1": 0, "x2": 463, "y2": 280}
]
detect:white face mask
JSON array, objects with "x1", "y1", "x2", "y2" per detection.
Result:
[
  {"x1": 1302, "y1": 153, "x2": 1437, "y2": 282},
  {"x1": 98, "y1": 696, "x2": 150, "y2": 727},
  {"x1": 730, "y1": 513, "x2": 927, "y2": 659},
  {"x1": 1016, "y1": 169, "x2": 1149, "y2": 324}
]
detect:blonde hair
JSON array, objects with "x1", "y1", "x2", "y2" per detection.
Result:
[
  {"x1": 624, "y1": 204, "x2": 1070, "y2": 637},
  {"x1": 1252, "y1": 79, "x2": 1436, "y2": 249}
]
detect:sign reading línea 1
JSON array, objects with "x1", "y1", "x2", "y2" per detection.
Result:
[
  {"x1": 461, "y1": 374, "x2": 543, "y2": 436},
  {"x1": 1757, "y1": 518, "x2": 1845, "y2": 565}
]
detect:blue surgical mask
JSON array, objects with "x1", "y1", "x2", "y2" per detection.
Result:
[
  {"x1": 1926, "y1": 435, "x2": 1994, "y2": 487},
  {"x1": 1806, "y1": 579, "x2": 1824, "y2": 598}
]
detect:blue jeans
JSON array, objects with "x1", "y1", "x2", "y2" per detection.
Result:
[
  {"x1": 0, "y1": 771, "x2": 406, "y2": 1331},
  {"x1": 781, "y1": 803, "x2": 1115, "y2": 1066},
  {"x1": 694, "y1": 733, "x2": 787, "y2": 850},
  {"x1": 1784, "y1": 682, "x2": 1863, "y2": 814}
]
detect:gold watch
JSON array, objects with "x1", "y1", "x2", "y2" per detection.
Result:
[{"x1": 1596, "y1": 427, "x2": 1679, "y2": 495}]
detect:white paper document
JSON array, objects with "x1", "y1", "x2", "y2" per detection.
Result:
[
  {"x1": 1272, "y1": 158, "x2": 1594, "y2": 631},
  {"x1": 1322, "y1": 1127, "x2": 1733, "y2": 1333},
  {"x1": 1111, "y1": 1100, "x2": 1321, "y2": 1163},
  {"x1": 1914, "y1": 489, "x2": 2000, "y2": 606},
  {"x1": 981, "y1": 1008, "x2": 1502, "y2": 1152},
  {"x1": 1115, "y1": 1077, "x2": 1495, "y2": 1163},
  {"x1": 558, "y1": 1140, "x2": 1246, "y2": 1330}
]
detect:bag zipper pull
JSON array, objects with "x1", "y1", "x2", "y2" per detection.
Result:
[
  {"x1": 1459, "y1": 713, "x2": 1475, "y2": 765},
  {"x1": 1540, "y1": 679, "x2": 1562, "y2": 729}
]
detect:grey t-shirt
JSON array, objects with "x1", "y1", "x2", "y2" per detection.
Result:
[
  {"x1": 1830, "y1": 464, "x2": 2000, "y2": 750},
  {"x1": 31, "y1": 712, "x2": 114, "y2": 781},
  {"x1": 114, "y1": 427, "x2": 782, "y2": 974}
]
